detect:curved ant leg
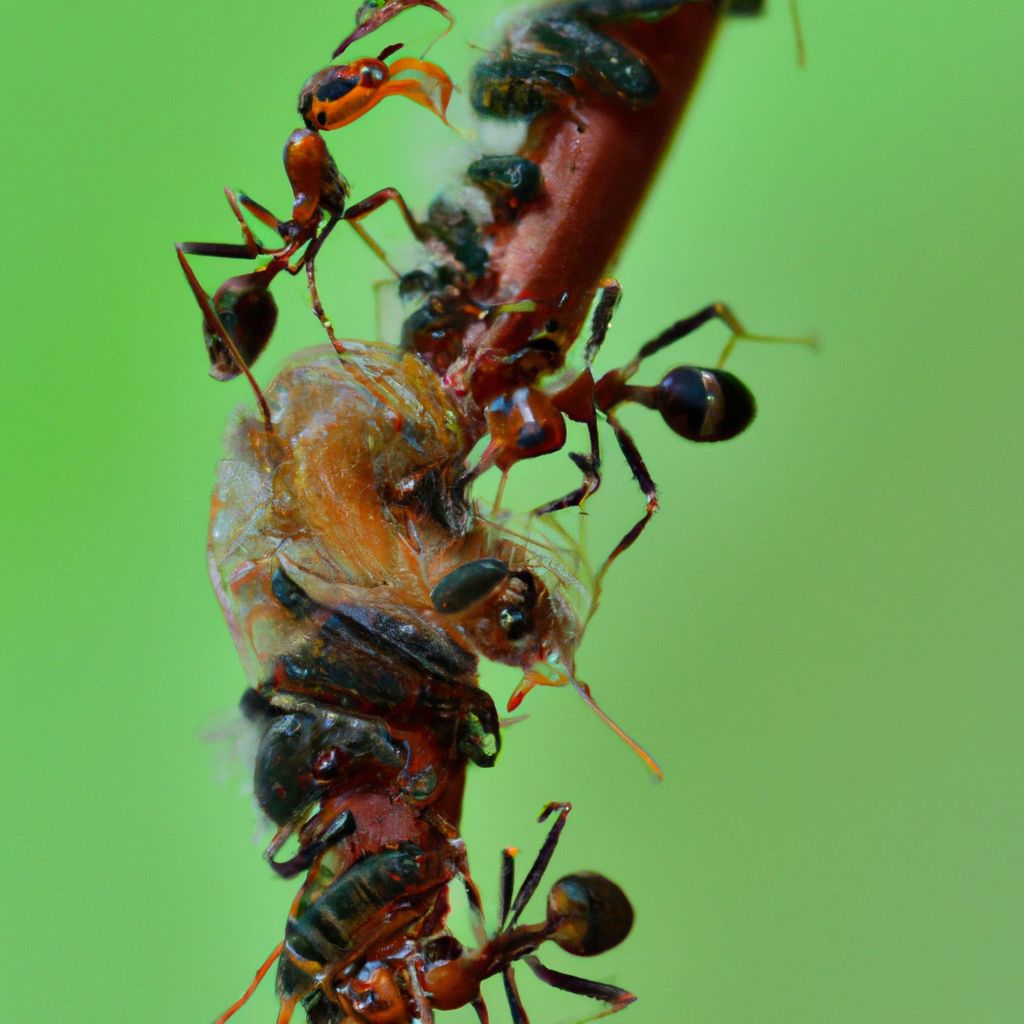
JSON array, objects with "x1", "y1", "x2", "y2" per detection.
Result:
[
  {"x1": 236, "y1": 191, "x2": 287, "y2": 236},
  {"x1": 224, "y1": 189, "x2": 277, "y2": 254},
  {"x1": 593, "y1": 409, "x2": 656, "y2": 589},
  {"x1": 534, "y1": 281, "x2": 622, "y2": 516},
  {"x1": 506, "y1": 802, "x2": 571, "y2": 926},
  {"x1": 625, "y1": 301, "x2": 814, "y2": 375},
  {"x1": 522, "y1": 956, "x2": 635, "y2": 1020},
  {"x1": 471, "y1": 995, "x2": 491, "y2": 1024},
  {"x1": 344, "y1": 187, "x2": 429, "y2": 244}
]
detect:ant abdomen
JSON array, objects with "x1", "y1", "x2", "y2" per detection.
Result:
[
  {"x1": 547, "y1": 870, "x2": 635, "y2": 956},
  {"x1": 648, "y1": 365, "x2": 756, "y2": 443},
  {"x1": 206, "y1": 272, "x2": 278, "y2": 381}
]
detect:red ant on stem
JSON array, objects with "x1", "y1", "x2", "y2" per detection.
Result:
[
  {"x1": 176, "y1": 40, "x2": 453, "y2": 431},
  {"x1": 470, "y1": 282, "x2": 815, "y2": 634}
]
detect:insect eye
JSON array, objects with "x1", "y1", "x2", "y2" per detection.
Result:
[
  {"x1": 498, "y1": 605, "x2": 529, "y2": 640},
  {"x1": 431, "y1": 558, "x2": 511, "y2": 613},
  {"x1": 655, "y1": 366, "x2": 755, "y2": 442}
]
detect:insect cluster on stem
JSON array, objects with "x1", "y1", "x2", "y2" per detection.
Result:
[{"x1": 177, "y1": 1, "x2": 810, "y2": 1022}]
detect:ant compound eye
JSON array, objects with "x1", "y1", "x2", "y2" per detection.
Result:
[
  {"x1": 547, "y1": 871, "x2": 634, "y2": 957},
  {"x1": 431, "y1": 558, "x2": 511, "y2": 613},
  {"x1": 655, "y1": 366, "x2": 755, "y2": 442}
]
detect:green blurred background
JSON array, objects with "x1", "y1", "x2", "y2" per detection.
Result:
[{"x1": 1, "y1": 1, "x2": 1021, "y2": 1021}]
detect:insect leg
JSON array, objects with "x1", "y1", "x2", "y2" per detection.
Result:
[
  {"x1": 471, "y1": 994, "x2": 491, "y2": 1024},
  {"x1": 534, "y1": 281, "x2": 622, "y2": 515},
  {"x1": 506, "y1": 803, "x2": 571, "y2": 926},
  {"x1": 583, "y1": 279, "x2": 623, "y2": 367},
  {"x1": 503, "y1": 966, "x2": 531, "y2": 1024},
  {"x1": 632, "y1": 302, "x2": 814, "y2": 372},
  {"x1": 592, "y1": 409, "x2": 656, "y2": 590},
  {"x1": 497, "y1": 846, "x2": 517, "y2": 929},
  {"x1": 174, "y1": 245, "x2": 273, "y2": 431},
  {"x1": 522, "y1": 955, "x2": 635, "y2": 1019},
  {"x1": 344, "y1": 187, "x2": 429, "y2": 244}
]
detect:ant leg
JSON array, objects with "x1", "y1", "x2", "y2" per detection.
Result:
[
  {"x1": 236, "y1": 191, "x2": 286, "y2": 235},
  {"x1": 503, "y1": 967, "x2": 531, "y2": 1024},
  {"x1": 299, "y1": 214, "x2": 345, "y2": 349},
  {"x1": 522, "y1": 956, "x2": 635, "y2": 1020},
  {"x1": 471, "y1": 995, "x2": 491, "y2": 1024},
  {"x1": 535, "y1": 282, "x2": 621, "y2": 516},
  {"x1": 592, "y1": 410, "x2": 656, "y2": 594},
  {"x1": 533, "y1": 418, "x2": 600, "y2": 516},
  {"x1": 177, "y1": 241, "x2": 255, "y2": 259},
  {"x1": 583, "y1": 279, "x2": 622, "y2": 367},
  {"x1": 376, "y1": 61, "x2": 454, "y2": 125},
  {"x1": 506, "y1": 803, "x2": 571, "y2": 926},
  {"x1": 224, "y1": 189, "x2": 274, "y2": 253},
  {"x1": 332, "y1": 1, "x2": 454, "y2": 60},
  {"x1": 175, "y1": 245, "x2": 273, "y2": 432},
  {"x1": 344, "y1": 187, "x2": 428, "y2": 244},
  {"x1": 633, "y1": 302, "x2": 814, "y2": 372},
  {"x1": 497, "y1": 847, "x2": 517, "y2": 929}
]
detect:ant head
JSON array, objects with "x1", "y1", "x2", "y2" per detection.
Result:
[
  {"x1": 298, "y1": 50, "x2": 452, "y2": 132},
  {"x1": 206, "y1": 271, "x2": 278, "y2": 381},
  {"x1": 546, "y1": 871, "x2": 634, "y2": 957},
  {"x1": 298, "y1": 58, "x2": 391, "y2": 131},
  {"x1": 485, "y1": 386, "x2": 567, "y2": 471}
]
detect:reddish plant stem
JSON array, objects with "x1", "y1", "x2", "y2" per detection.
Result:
[{"x1": 445, "y1": 1, "x2": 723, "y2": 409}]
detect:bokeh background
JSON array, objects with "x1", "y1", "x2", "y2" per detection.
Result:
[{"x1": 2, "y1": 1, "x2": 1021, "y2": 1021}]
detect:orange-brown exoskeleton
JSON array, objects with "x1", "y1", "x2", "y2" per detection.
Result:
[{"x1": 177, "y1": 40, "x2": 454, "y2": 428}]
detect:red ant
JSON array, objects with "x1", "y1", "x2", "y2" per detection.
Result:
[
  {"x1": 471, "y1": 282, "x2": 815, "y2": 621},
  {"x1": 176, "y1": 45, "x2": 454, "y2": 430}
]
